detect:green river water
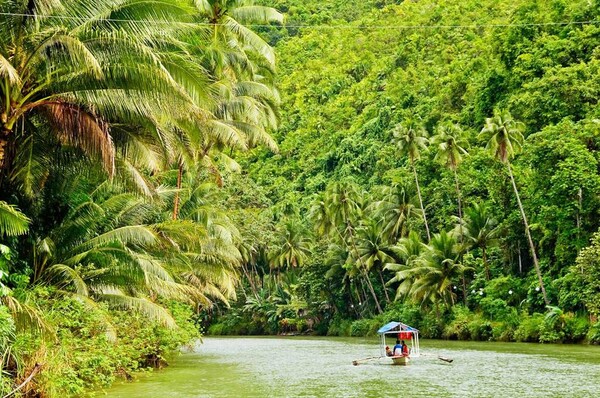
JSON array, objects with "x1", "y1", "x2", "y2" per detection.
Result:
[{"x1": 104, "y1": 337, "x2": 600, "y2": 397}]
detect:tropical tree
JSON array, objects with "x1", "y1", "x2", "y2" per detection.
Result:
[
  {"x1": 269, "y1": 219, "x2": 312, "y2": 271},
  {"x1": 393, "y1": 118, "x2": 431, "y2": 241},
  {"x1": 369, "y1": 183, "x2": 419, "y2": 243},
  {"x1": 355, "y1": 219, "x2": 395, "y2": 303},
  {"x1": 0, "y1": 0, "x2": 202, "y2": 187},
  {"x1": 385, "y1": 231, "x2": 425, "y2": 301},
  {"x1": 433, "y1": 122, "x2": 468, "y2": 226},
  {"x1": 408, "y1": 231, "x2": 469, "y2": 311},
  {"x1": 195, "y1": 0, "x2": 283, "y2": 67},
  {"x1": 480, "y1": 110, "x2": 549, "y2": 305},
  {"x1": 312, "y1": 181, "x2": 383, "y2": 314},
  {"x1": 459, "y1": 203, "x2": 500, "y2": 280}
]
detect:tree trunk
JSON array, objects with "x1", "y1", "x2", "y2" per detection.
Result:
[
  {"x1": 453, "y1": 167, "x2": 463, "y2": 224},
  {"x1": 377, "y1": 267, "x2": 391, "y2": 304},
  {"x1": 172, "y1": 160, "x2": 184, "y2": 220},
  {"x1": 346, "y1": 223, "x2": 383, "y2": 314},
  {"x1": 507, "y1": 162, "x2": 549, "y2": 305},
  {"x1": 482, "y1": 246, "x2": 490, "y2": 281},
  {"x1": 412, "y1": 160, "x2": 431, "y2": 242}
]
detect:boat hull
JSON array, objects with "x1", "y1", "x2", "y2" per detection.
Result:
[{"x1": 391, "y1": 356, "x2": 409, "y2": 366}]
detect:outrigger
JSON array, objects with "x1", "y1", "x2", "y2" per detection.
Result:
[{"x1": 378, "y1": 321, "x2": 420, "y2": 366}]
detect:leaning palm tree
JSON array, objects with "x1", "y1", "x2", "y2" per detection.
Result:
[
  {"x1": 0, "y1": 0, "x2": 201, "y2": 182},
  {"x1": 355, "y1": 219, "x2": 395, "y2": 303},
  {"x1": 314, "y1": 181, "x2": 383, "y2": 314},
  {"x1": 432, "y1": 122, "x2": 468, "y2": 227},
  {"x1": 479, "y1": 110, "x2": 549, "y2": 305},
  {"x1": 393, "y1": 118, "x2": 431, "y2": 241}
]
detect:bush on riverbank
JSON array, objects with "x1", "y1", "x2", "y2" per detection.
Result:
[{"x1": 2, "y1": 290, "x2": 200, "y2": 397}]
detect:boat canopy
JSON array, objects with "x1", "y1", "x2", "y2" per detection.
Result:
[
  {"x1": 378, "y1": 321, "x2": 420, "y2": 357},
  {"x1": 377, "y1": 321, "x2": 419, "y2": 335}
]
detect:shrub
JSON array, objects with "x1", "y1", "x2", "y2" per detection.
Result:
[
  {"x1": 587, "y1": 322, "x2": 600, "y2": 344},
  {"x1": 350, "y1": 319, "x2": 378, "y2": 337},
  {"x1": 443, "y1": 306, "x2": 472, "y2": 340},
  {"x1": 327, "y1": 317, "x2": 352, "y2": 336},
  {"x1": 491, "y1": 322, "x2": 515, "y2": 342},
  {"x1": 514, "y1": 313, "x2": 544, "y2": 342},
  {"x1": 468, "y1": 317, "x2": 493, "y2": 341},
  {"x1": 564, "y1": 315, "x2": 589, "y2": 343}
]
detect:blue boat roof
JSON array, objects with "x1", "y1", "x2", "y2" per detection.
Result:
[{"x1": 377, "y1": 321, "x2": 419, "y2": 334}]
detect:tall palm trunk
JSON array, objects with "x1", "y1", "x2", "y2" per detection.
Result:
[
  {"x1": 411, "y1": 160, "x2": 431, "y2": 242},
  {"x1": 172, "y1": 160, "x2": 184, "y2": 220},
  {"x1": 453, "y1": 167, "x2": 467, "y2": 304},
  {"x1": 377, "y1": 267, "x2": 391, "y2": 304},
  {"x1": 347, "y1": 223, "x2": 383, "y2": 314},
  {"x1": 335, "y1": 223, "x2": 383, "y2": 314},
  {"x1": 507, "y1": 162, "x2": 549, "y2": 305},
  {"x1": 482, "y1": 246, "x2": 490, "y2": 281}
]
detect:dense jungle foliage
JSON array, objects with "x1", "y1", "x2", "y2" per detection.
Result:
[
  {"x1": 2, "y1": 0, "x2": 600, "y2": 396},
  {"x1": 212, "y1": 0, "x2": 600, "y2": 343}
]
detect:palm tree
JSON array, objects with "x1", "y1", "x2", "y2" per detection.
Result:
[
  {"x1": 195, "y1": 0, "x2": 283, "y2": 68},
  {"x1": 385, "y1": 231, "x2": 426, "y2": 301},
  {"x1": 369, "y1": 183, "x2": 419, "y2": 243},
  {"x1": 433, "y1": 122, "x2": 468, "y2": 225},
  {"x1": 406, "y1": 231, "x2": 470, "y2": 312},
  {"x1": 312, "y1": 181, "x2": 383, "y2": 314},
  {"x1": 0, "y1": 0, "x2": 201, "y2": 182},
  {"x1": 459, "y1": 203, "x2": 500, "y2": 280},
  {"x1": 0, "y1": 202, "x2": 29, "y2": 237},
  {"x1": 393, "y1": 118, "x2": 431, "y2": 241},
  {"x1": 479, "y1": 110, "x2": 549, "y2": 305},
  {"x1": 355, "y1": 219, "x2": 395, "y2": 303},
  {"x1": 269, "y1": 220, "x2": 312, "y2": 271}
]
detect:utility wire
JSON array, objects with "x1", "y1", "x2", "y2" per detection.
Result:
[{"x1": 0, "y1": 11, "x2": 599, "y2": 30}]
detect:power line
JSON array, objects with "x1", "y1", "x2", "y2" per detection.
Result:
[{"x1": 0, "y1": 11, "x2": 599, "y2": 30}]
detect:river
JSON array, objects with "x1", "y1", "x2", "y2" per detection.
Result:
[{"x1": 104, "y1": 337, "x2": 600, "y2": 397}]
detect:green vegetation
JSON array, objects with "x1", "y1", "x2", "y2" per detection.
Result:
[
  {"x1": 3, "y1": 0, "x2": 600, "y2": 396},
  {"x1": 210, "y1": 0, "x2": 600, "y2": 346}
]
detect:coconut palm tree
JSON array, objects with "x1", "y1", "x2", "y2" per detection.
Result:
[
  {"x1": 269, "y1": 219, "x2": 312, "y2": 271},
  {"x1": 194, "y1": 0, "x2": 283, "y2": 68},
  {"x1": 355, "y1": 219, "x2": 395, "y2": 303},
  {"x1": 369, "y1": 183, "x2": 419, "y2": 243},
  {"x1": 459, "y1": 203, "x2": 500, "y2": 280},
  {"x1": 312, "y1": 181, "x2": 383, "y2": 314},
  {"x1": 408, "y1": 231, "x2": 470, "y2": 311},
  {"x1": 479, "y1": 110, "x2": 549, "y2": 305},
  {"x1": 385, "y1": 231, "x2": 428, "y2": 301},
  {"x1": 0, "y1": 0, "x2": 202, "y2": 183},
  {"x1": 432, "y1": 122, "x2": 468, "y2": 225},
  {"x1": 393, "y1": 118, "x2": 431, "y2": 241}
]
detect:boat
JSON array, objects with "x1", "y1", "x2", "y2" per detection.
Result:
[{"x1": 377, "y1": 321, "x2": 421, "y2": 366}]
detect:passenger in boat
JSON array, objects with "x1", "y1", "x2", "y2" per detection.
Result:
[
  {"x1": 393, "y1": 339, "x2": 403, "y2": 356},
  {"x1": 401, "y1": 340, "x2": 409, "y2": 356},
  {"x1": 385, "y1": 345, "x2": 393, "y2": 357}
]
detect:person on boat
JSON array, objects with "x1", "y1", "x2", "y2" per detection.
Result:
[
  {"x1": 401, "y1": 340, "x2": 409, "y2": 356},
  {"x1": 393, "y1": 339, "x2": 403, "y2": 356},
  {"x1": 385, "y1": 345, "x2": 393, "y2": 357}
]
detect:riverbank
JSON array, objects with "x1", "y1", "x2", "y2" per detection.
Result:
[
  {"x1": 0, "y1": 291, "x2": 200, "y2": 397},
  {"x1": 208, "y1": 301, "x2": 600, "y2": 345}
]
